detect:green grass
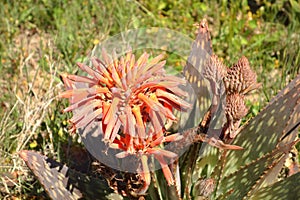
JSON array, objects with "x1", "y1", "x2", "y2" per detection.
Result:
[{"x1": 0, "y1": 0, "x2": 299, "y2": 198}]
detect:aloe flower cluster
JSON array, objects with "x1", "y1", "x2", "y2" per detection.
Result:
[{"x1": 59, "y1": 50, "x2": 191, "y2": 193}]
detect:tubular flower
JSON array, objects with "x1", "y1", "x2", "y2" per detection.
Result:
[
  {"x1": 112, "y1": 130, "x2": 184, "y2": 193},
  {"x1": 59, "y1": 49, "x2": 191, "y2": 193}
]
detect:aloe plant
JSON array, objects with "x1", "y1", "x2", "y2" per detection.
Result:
[{"x1": 20, "y1": 19, "x2": 300, "y2": 200}]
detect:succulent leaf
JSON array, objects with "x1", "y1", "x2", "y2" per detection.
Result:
[
  {"x1": 182, "y1": 19, "x2": 213, "y2": 130},
  {"x1": 180, "y1": 19, "x2": 214, "y2": 199},
  {"x1": 249, "y1": 172, "x2": 300, "y2": 200},
  {"x1": 216, "y1": 140, "x2": 299, "y2": 199},
  {"x1": 224, "y1": 74, "x2": 300, "y2": 175},
  {"x1": 19, "y1": 150, "x2": 114, "y2": 200}
]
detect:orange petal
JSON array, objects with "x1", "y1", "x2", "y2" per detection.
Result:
[
  {"x1": 92, "y1": 58, "x2": 114, "y2": 84},
  {"x1": 125, "y1": 106, "x2": 136, "y2": 137},
  {"x1": 124, "y1": 51, "x2": 132, "y2": 66},
  {"x1": 73, "y1": 108, "x2": 103, "y2": 130},
  {"x1": 60, "y1": 73, "x2": 74, "y2": 89},
  {"x1": 103, "y1": 97, "x2": 120, "y2": 124},
  {"x1": 58, "y1": 89, "x2": 86, "y2": 99},
  {"x1": 132, "y1": 106, "x2": 144, "y2": 126},
  {"x1": 136, "y1": 155, "x2": 151, "y2": 194},
  {"x1": 164, "y1": 133, "x2": 184, "y2": 142},
  {"x1": 59, "y1": 87, "x2": 108, "y2": 103},
  {"x1": 101, "y1": 48, "x2": 112, "y2": 66},
  {"x1": 110, "y1": 62, "x2": 122, "y2": 87},
  {"x1": 148, "y1": 93, "x2": 177, "y2": 121},
  {"x1": 69, "y1": 100, "x2": 100, "y2": 122},
  {"x1": 149, "y1": 109, "x2": 164, "y2": 134},
  {"x1": 136, "y1": 52, "x2": 149, "y2": 69},
  {"x1": 156, "y1": 89, "x2": 191, "y2": 110},
  {"x1": 148, "y1": 148, "x2": 177, "y2": 159},
  {"x1": 132, "y1": 106, "x2": 146, "y2": 138},
  {"x1": 109, "y1": 119, "x2": 121, "y2": 142},
  {"x1": 136, "y1": 53, "x2": 164, "y2": 77},
  {"x1": 62, "y1": 95, "x2": 97, "y2": 112},
  {"x1": 138, "y1": 93, "x2": 160, "y2": 111},
  {"x1": 145, "y1": 60, "x2": 166, "y2": 75},
  {"x1": 77, "y1": 62, "x2": 108, "y2": 84},
  {"x1": 102, "y1": 101, "x2": 111, "y2": 124},
  {"x1": 103, "y1": 115, "x2": 118, "y2": 142},
  {"x1": 153, "y1": 154, "x2": 174, "y2": 185}
]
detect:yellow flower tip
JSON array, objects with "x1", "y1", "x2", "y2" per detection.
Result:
[
  {"x1": 115, "y1": 151, "x2": 129, "y2": 159},
  {"x1": 108, "y1": 142, "x2": 120, "y2": 149},
  {"x1": 132, "y1": 105, "x2": 144, "y2": 126},
  {"x1": 93, "y1": 39, "x2": 100, "y2": 45}
]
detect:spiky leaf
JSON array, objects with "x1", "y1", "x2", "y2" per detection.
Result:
[
  {"x1": 224, "y1": 74, "x2": 300, "y2": 174},
  {"x1": 19, "y1": 150, "x2": 114, "y2": 200},
  {"x1": 182, "y1": 19, "x2": 213, "y2": 129},
  {"x1": 180, "y1": 19, "x2": 214, "y2": 199},
  {"x1": 216, "y1": 74, "x2": 300, "y2": 199},
  {"x1": 250, "y1": 172, "x2": 300, "y2": 200}
]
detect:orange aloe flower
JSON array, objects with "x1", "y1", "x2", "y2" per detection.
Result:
[
  {"x1": 60, "y1": 50, "x2": 190, "y2": 141},
  {"x1": 59, "y1": 49, "x2": 191, "y2": 193}
]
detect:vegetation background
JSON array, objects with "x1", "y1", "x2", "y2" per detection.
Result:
[{"x1": 0, "y1": 0, "x2": 299, "y2": 198}]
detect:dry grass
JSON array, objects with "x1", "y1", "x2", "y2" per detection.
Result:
[{"x1": 0, "y1": 31, "x2": 64, "y2": 197}]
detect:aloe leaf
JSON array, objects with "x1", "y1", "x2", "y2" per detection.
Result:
[
  {"x1": 19, "y1": 150, "x2": 114, "y2": 200},
  {"x1": 214, "y1": 74, "x2": 300, "y2": 199},
  {"x1": 182, "y1": 19, "x2": 212, "y2": 130},
  {"x1": 180, "y1": 19, "x2": 213, "y2": 199},
  {"x1": 216, "y1": 140, "x2": 298, "y2": 199},
  {"x1": 249, "y1": 172, "x2": 300, "y2": 200},
  {"x1": 223, "y1": 74, "x2": 300, "y2": 175},
  {"x1": 193, "y1": 145, "x2": 220, "y2": 178}
]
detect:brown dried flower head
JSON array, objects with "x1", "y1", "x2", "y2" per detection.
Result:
[
  {"x1": 203, "y1": 54, "x2": 227, "y2": 85},
  {"x1": 224, "y1": 56, "x2": 259, "y2": 95},
  {"x1": 225, "y1": 93, "x2": 248, "y2": 122},
  {"x1": 224, "y1": 93, "x2": 249, "y2": 139}
]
